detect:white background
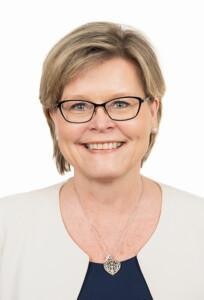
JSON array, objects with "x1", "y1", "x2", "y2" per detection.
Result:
[{"x1": 0, "y1": 0, "x2": 203, "y2": 197}]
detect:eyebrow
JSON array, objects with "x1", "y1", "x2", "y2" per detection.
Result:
[{"x1": 61, "y1": 92, "x2": 140, "y2": 100}]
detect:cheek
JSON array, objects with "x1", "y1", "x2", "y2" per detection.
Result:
[
  {"x1": 136, "y1": 109, "x2": 153, "y2": 140},
  {"x1": 55, "y1": 119, "x2": 81, "y2": 143},
  {"x1": 56, "y1": 127, "x2": 79, "y2": 164},
  {"x1": 119, "y1": 116, "x2": 152, "y2": 159},
  {"x1": 58, "y1": 126, "x2": 73, "y2": 143},
  {"x1": 121, "y1": 116, "x2": 151, "y2": 141},
  {"x1": 56, "y1": 123, "x2": 85, "y2": 155}
]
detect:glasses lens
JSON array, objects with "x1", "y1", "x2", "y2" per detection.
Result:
[
  {"x1": 60, "y1": 100, "x2": 94, "y2": 122},
  {"x1": 106, "y1": 97, "x2": 140, "y2": 120}
]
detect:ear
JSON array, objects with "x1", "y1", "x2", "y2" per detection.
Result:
[
  {"x1": 49, "y1": 109, "x2": 58, "y2": 123},
  {"x1": 48, "y1": 109, "x2": 59, "y2": 140},
  {"x1": 149, "y1": 98, "x2": 160, "y2": 127}
]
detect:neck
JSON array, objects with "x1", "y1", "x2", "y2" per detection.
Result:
[{"x1": 70, "y1": 168, "x2": 144, "y2": 219}]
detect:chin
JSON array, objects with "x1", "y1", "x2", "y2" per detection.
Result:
[{"x1": 82, "y1": 167, "x2": 127, "y2": 182}]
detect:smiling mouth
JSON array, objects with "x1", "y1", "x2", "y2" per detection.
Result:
[{"x1": 83, "y1": 142, "x2": 125, "y2": 150}]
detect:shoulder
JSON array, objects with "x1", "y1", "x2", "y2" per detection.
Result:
[
  {"x1": 160, "y1": 182, "x2": 203, "y2": 206},
  {"x1": 0, "y1": 181, "x2": 65, "y2": 230},
  {"x1": 0, "y1": 181, "x2": 64, "y2": 210},
  {"x1": 159, "y1": 182, "x2": 204, "y2": 228}
]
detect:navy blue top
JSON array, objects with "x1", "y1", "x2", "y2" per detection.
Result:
[{"x1": 78, "y1": 256, "x2": 153, "y2": 299}]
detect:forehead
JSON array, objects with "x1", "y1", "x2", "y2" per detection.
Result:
[{"x1": 61, "y1": 57, "x2": 145, "y2": 100}]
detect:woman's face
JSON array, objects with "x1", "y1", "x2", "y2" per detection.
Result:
[{"x1": 50, "y1": 57, "x2": 159, "y2": 180}]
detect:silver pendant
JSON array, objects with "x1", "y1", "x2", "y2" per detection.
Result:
[{"x1": 103, "y1": 255, "x2": 121, "y2": 275}]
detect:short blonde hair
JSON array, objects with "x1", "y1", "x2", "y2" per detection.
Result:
[{"x1": 39, "y1": 21, "x2": 165, "y2": 174}]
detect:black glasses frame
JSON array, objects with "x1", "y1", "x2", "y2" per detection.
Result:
[{"x1": 57, "y1": 96, "x2": 150, "y2": 124}]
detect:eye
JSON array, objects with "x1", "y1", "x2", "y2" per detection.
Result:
[
  {"x1": 62, "y1": 101, "x2": 91, "y2": 112},
  {"x1": 70, "y1": 102, "x2": 86, "y2": 111},
  {"x1": 111, "y1": 100, "x2": 130, "y2": 109}
]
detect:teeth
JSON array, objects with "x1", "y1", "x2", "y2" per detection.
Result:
[{"x1": 86, "y1": 142, "x2": 123, "y2": 150}]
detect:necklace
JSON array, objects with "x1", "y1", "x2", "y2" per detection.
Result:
[{"x1": 73, "y1": 176, "x2": 144, "y2": 276}]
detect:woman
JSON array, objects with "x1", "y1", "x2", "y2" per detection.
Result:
[{"x1": 0, "y1": 21, "x2": 203, "y2": 300}]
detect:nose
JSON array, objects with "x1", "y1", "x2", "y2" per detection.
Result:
[{"x1": 89, "y1": 106, "x2": 115, "y2": 131}]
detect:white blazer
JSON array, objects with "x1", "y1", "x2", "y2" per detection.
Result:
[{"x1": 0, "y1": 181, "x2": 204, "y2": 300}]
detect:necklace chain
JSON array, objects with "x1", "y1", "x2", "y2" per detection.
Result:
[{"x1": 73, "y1": 176, "x2": 144, "y2": 275}]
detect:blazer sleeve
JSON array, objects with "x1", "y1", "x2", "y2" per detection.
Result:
[{"x1": 0, "y1": 197, "x2": 6, "y2": 257}]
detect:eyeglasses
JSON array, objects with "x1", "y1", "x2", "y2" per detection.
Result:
[{"x1": 57, "y1": 96, "x2": 150, "y2": 124}]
